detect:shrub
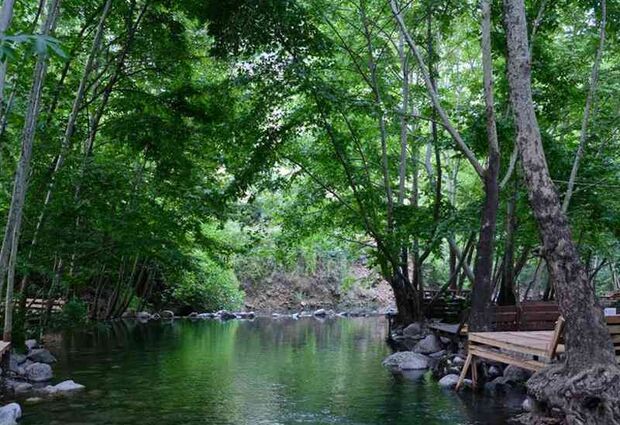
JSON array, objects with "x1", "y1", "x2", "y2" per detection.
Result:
[{"x1": 172, "y1": 256, "x2": 244, "y2": 312}]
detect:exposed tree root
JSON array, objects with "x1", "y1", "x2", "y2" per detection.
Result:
[{"x1": 515, "y1": 363, "x2": 620, "y2": 424}]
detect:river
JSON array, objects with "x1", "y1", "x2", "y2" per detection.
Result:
[{"x1": 20, "y1": 317, "x2": 519, "y2": 424}]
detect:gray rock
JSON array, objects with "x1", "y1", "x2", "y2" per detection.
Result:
[
  {"x1": 197, "y1": 313, "x2": 214, "y2": 319},
  {"x1": 27, "y1": 349, "x2": 56, "y2": 364},
  {"x1": 151, "y1": 313, "x2": 161, "y2": 320},
  {"x1": 503, "y1": 365, "x2": 532, "y2": 383},
  {"x1": 0, "y1": 403, "x2": 21, "y2": 425},
  {"x1": 413, "y1": 335, "x2": 443, "y2": 355},
  {"x1": 136, "y1": 311, "x2": 151, "y2": 320},
  {"x1": 438, "y1": 374, "x2": 460, "y2": 389},
  {"x1": 246, "y1": 311, "x2": 256, "y2": 319},
  {"x1": 24, "y1": 363, "x2": 53, "y2": 383},
  {"x1": 382, "y1": 351, "x2": 430, "y2": 370},
  {"x1": 11, "y1": 353, "x2": 26, "y2": 365},
  {"x1": 313, "y1": 309, "x2": 327, "y2": 317},
  {"x1": 440, "y1": 337, "x2": 452, "y2": 345},
  {"x1": 5, "y1": 380, "x2": 33, "y2": 396},
  {"x1": 219, "y1": 311, "x2": 236, "y2": 320},
  {"x1": 8, "y1": 357, "x2": 25, "y2": 376},
  {"x1": 429, "y1": 350, "x2": 447, "y2": 359},
  {"x1": 161, "y1": 310, "x2": 174, "y2": 319},
  {"x1": 402, "y1": 323, "x2": 423, "y2": 338},
  {"x1": 522, "y1": 397, "x2": 534, "y2": 412},
  {"x1": 487, "y1": 365, "x2": 502, "y2": 379},
  {"x1": 25, "y1": 339, "x2": 38, "y2": 351},
  {"x1": 452, "y1": 356, "x2": 465, "y2": 366},
  {"x1": 38, "y1": 380, "x2": 85, "y2": 396},
  {"x1": 188, "y1": 312, "x2": 199, "y2": 319},
  {"x1": 24, "y1": 398, "x2": 42, "y2": 404}
]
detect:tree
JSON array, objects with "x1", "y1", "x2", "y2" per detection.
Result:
[{"x1": 503, "y1": 0, "x2": 620, "y2": 422}]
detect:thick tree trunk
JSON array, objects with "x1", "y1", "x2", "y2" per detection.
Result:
[
  {"x1": 504, "y1": 0, "x2": 620, "y2": 422},
  {"x1": 469, "y1": 0, "x2": 501, "y2": 331}
]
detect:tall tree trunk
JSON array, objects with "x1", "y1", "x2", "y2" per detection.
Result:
[
  {"x1": 562, "y1": 0, "x2": 606, "y2": 213},
  {"x1": 0, "y1": 0, "x2": 16, "y2": 113},
  {"x1": 503, "y1": 0, "x2": 620, "y2": 422},
  {"x1": 469, "y1": 0, "x2": 501, "y2": 331},
  {"x1": 0, "y1": 0, "x2": 61, "y2": 306}
]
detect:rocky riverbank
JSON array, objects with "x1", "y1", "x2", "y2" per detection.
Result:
[
  {"x1": 383, "y1": 322, "x2": 535, "y2": 416},
  {"x1": 0, "y1": 339, "x2": 86, "y2": 425}
]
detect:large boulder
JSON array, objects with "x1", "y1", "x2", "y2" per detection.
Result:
[
  {"x1": 0, "y1": 403, "x2": 21, "y2": 425},
  {"x1": 438, "y1": 374, "x2": 460, "y2": 389},
  {"x1": 413, "y1": 334, "x2": 443, "y2": 355},
  {"x1": 38, "y1": 380, "x2": 85, "y2": 397},
  {"x1": 382, "y1": 351, "x2": 430, "y2": 370},
  {"x1": 24, "y1": 363, "x2": 53, "y2": 383},
  {"x1": 27, "y1": 349, "x2": 56, "y2": 364}
]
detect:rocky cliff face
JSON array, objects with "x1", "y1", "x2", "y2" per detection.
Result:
[{"x1": 242, "y1": 263, "x2": 394, "y2": 313}]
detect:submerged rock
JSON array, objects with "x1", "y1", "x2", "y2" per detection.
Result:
[
  {"x1": 382, "y1": 351, "x2": 430, "y2": 370},
  {"x1": 438, "y1": 374, "x2": 460, "y2": 389},
  {"x1": 0, "y1": 403, "x2": 21, "y2": 425},
  {"x1": 197, "y1": 313, "x2": 214, "y2": 319},
  {"x1": 161, "y1": 310, "x2": 174, "y2": 319},
  {"x1": 151, "y1": 313, "x2": 161, "y2": 320},
  {"x1": 313, "y1": 309, "x2": 327, "y2": 317},
  {"x1": 24, "y1": 363, "x2": 53, "y2": 383},
  {"x1": 27, "y1": 349, "x2": 56, "y2": 364},
  {"x1": 38, "y1": 380, "x2": 85, "y2": 397},
  {"x1": 413, "y1": 335, "x2": 443, "y2": 355}
]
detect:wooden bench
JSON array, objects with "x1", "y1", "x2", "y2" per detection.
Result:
[
  {"x1": 455, "y1": 317, "x2": 565, "y2": 390},
  {"x1": 22, "y1": 298, "x2": 65, "y2": 313},
  {"x1": 456, "y1": 315, "x2": 620, "y2": 390}
]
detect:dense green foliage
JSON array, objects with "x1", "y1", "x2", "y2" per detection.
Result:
[{"x1": 0, "y1": 0, "x2": 617, "y2": 329}]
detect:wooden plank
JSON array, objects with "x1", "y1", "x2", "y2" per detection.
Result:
[
  {"x1": 468, "y1": 332, "x2": 551, "y2": 357},
  {"x1": 456, "y1": 352, "x2": 473, "y2": 391},
  {"x1": 469, "y1": 346, "x2": 545, "y2": 371},
  {"x1": 0, "y1": 341, "x2": 11, "y2": 356}
]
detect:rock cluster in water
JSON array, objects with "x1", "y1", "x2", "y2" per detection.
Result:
[
  {"x1": 383, "y1": 321, "x2": 533, "y2": 410},
  {"x1": 124, "y1": 307, "x2": 390, "y2": 322},
  {"x1": 4, "y1": 339, "x2": 85, "y2": 402}
]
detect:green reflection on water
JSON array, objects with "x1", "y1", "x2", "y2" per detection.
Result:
[{"x1": 19, "y1": 317, "x2": 515, "y2": 425}]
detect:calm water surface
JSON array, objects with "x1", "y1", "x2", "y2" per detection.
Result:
[{"x1": 20, "y1": 317, "x2": 518, "y2": 424}]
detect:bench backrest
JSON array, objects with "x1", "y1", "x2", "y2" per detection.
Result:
[
  {"x1": 519, "y1": 302, "x2": 561, "y2": 331},
  {"x1": 606, "y1": 316, "x2": 620, "y2": 362}
]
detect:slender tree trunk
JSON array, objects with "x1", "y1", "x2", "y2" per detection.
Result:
[
  {"x1": 503, "y1": 0, "x2": 620, "y2": 421},
  {"x1": 562, "y1": 0, "x2": 606, "y2": 213},
  {"x1": 0, "y1": 0, "x2": 16, "y2": 113},
  {"x1": 469, "y1": 0, "x2": 501, "y2": 331},
  {"x1": 0, "y1": 0, "x2": 61, "y2": 306}
]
